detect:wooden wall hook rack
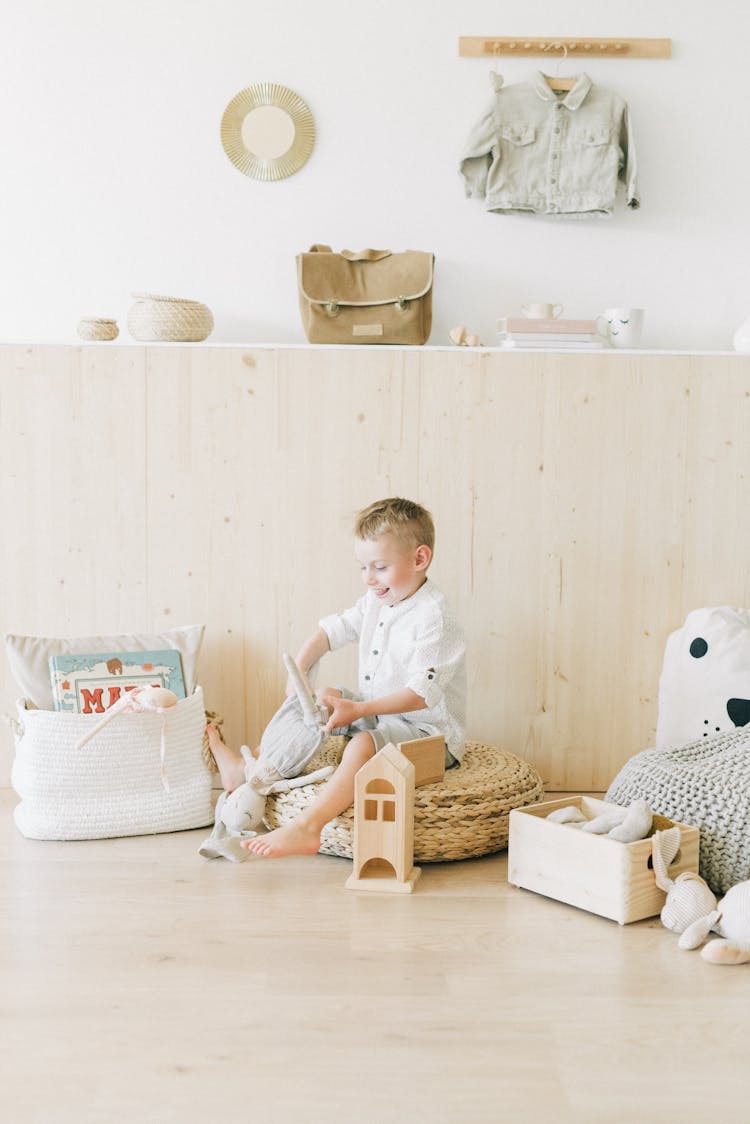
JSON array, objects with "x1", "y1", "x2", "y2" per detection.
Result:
[{"x1": 459, "y1": 37, "x2": 672, "y2": 60}]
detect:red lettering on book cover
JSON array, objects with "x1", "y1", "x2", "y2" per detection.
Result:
[{"x1": 80, "y1": 688, "x2": 105, "y2": 714}]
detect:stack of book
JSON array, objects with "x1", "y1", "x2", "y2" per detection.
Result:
[{"x1": 497, "y1": 318, "x2": 604, "y2": 350}]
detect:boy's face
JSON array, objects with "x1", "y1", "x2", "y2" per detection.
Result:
[{"x1": 355, "y1": 533, "x2": 431, "y2": 606}]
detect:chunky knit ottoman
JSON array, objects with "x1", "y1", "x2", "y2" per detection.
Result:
[
  {"x1": 606, "y1": 729, "x2": 750, "y2": 894},
  {"x1": 265, "y1": 738, "x2": 544, "y2": 862}
]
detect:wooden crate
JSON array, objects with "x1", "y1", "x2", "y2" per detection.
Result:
[{"x1": 507, "y1": 796, "x2": 700, "y2": 925}]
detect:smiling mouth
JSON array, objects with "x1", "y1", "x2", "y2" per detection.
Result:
[{"x1": 375, "y1": 587, "x2": 390, "y2": 598}]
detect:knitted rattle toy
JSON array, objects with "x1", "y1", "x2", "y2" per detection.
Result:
[
  {"x1": 76, "y1": 684, "x2": 178, "y2": 791},
  {"x1": 651, "y1": 827, "x2": 750, "y2": 964}
]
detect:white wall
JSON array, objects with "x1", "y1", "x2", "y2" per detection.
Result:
[{"x1": 2, "y1": 0, "x2": 749, "y2": 350}]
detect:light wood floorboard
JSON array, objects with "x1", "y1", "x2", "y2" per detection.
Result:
[{"x1": 2, "y1": 788, "x2": 748, "y2": 1124}]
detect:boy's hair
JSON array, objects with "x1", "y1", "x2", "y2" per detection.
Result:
[{"x1": 355, "y1": 497, "x2": 435, "y2": 553}]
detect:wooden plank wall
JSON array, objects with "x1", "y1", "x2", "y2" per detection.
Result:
[{"x1": 1, "y1": 345, "x2": 749, "y2": 790}]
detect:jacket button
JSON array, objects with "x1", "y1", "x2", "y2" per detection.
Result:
[{"x1": 373, "y1": 650, "x2": 378, "y2": 655}]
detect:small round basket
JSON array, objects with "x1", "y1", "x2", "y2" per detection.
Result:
[
  {"x1": 265, "y1": 739, "x2": 544, "y2": 862},
  {"x1": 127, "y1": 292, "x2": 214, "y2": 342},
  {"x1": 77, "y1": 317, "x2": 119, "y2": 341}
]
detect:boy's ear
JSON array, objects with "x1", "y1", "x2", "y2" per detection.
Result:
[{"x1": 415, "y1": 545, "x2": 432, "y2": 571}]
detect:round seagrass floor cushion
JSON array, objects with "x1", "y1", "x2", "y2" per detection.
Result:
[
  {"x1": 606, "y1": 728, "x2": 750, "y2": 895},
  {"x1": 264, "y1": 738, "x2": 544, "y2": 862}
]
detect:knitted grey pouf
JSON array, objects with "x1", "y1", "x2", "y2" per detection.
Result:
[{"x1": 606, "y1": 729, "x2": 750, "y2": 894}]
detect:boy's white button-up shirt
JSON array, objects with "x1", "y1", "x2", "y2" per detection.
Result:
[{"x1": 319, "y1": 577, "x2": 466, "y2": 760}]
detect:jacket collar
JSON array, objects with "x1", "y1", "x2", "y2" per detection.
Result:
[{"x1": 533, "y1": 71, "x2": 592, "y2": 110}]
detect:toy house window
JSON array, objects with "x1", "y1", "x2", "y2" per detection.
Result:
[{"x1": 364, "y1": 778, "x2": 396, "y2": 822}]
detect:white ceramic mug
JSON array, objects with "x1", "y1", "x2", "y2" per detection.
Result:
[
  {"x1": 522, "y1": 302, "x2": 563, "y2": 319},
  {"x1": 597, "y1": 308, "x2": 645, "y2": 348}
]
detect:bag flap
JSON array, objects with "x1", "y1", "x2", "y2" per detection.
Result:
[{"x1": 297, "y1": 249, "x2": 434, "y2": 306}]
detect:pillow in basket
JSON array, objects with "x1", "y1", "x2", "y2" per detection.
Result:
[{"x1": 4, "y1": 624, "x2": 204, "y2": 710}]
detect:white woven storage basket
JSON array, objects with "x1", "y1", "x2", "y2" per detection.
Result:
[{"x1": 11, "y1": 687, "x2": 213, "y2": 841}]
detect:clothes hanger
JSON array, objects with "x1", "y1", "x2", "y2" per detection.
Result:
[
  {"x1": 489, "y1": 40, "x2": 504, "y2": 91},
  {"x1": 544, "y1": 43, "x2": 576, "y2": 92}
]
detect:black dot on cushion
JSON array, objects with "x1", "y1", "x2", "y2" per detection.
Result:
[{"x1": 689, "y1": 637, "x2": 708, "y2": 658}]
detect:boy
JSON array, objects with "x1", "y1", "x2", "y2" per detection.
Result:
[{"x1": 210, "y1": 497, "x2": 466, "y2": 858}]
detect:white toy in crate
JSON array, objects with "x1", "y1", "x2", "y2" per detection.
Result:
[{"x1": 508, "y1": 796, "x2": 700, "y2": 925}]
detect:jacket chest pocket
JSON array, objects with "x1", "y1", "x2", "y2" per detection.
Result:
[
  {"x1": 501, "y1": 124, "x2": 536, "y2": 147},
  {"x1": 574, "y1": 124, "x2": 611, "y2": 147}
]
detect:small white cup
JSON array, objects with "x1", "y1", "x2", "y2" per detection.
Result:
[
  {"x1": 597, "y1": 308, "x2": 645, "y2": 348},
  {"x1": 522, "y1": 302, "x2": 563, "y2": 319}
]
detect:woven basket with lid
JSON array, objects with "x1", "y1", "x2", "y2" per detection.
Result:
[
  {"x1": 128, "y1": 292, "x2": 214, "y2": 342},
  {"x1": 77, "y1": 317, "x2": 119, "y2": 341}
]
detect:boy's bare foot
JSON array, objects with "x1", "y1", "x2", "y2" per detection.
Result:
[
  {"x1": 240, "y1": 820, "x2": 321, "y2": 858},
  {"x1": 206, "y1": 723, "x2": 246, "y2": 793}
]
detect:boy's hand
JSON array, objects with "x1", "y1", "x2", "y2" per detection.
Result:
[{"x1": 319, "y1": 693, "x2": 363, "y2": 733}]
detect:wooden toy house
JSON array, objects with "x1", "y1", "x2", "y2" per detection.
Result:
[{"x1": 345, "y1": 742, "x2": 421, "y2": 893}]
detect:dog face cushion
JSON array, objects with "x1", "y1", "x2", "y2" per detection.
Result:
[{"x1": 657, "y1": 606, "x2": 750, "y2": 748}]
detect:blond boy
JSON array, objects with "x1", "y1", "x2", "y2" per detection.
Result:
[{"x1": 209, "y1": 497, "x2": 466, "y2": 858}]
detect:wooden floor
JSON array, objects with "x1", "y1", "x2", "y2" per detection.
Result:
[{"x1": 2, "y1": 788, "x2": 749, "y2": 1124}]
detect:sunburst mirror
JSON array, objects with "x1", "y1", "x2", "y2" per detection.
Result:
[{"x1": 220, "y1": 83, "x2": 315, "y2": 181}]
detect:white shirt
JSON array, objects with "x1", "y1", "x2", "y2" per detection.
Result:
[{"x1": 319, "y1": 577, "x2": 466, "y2": 760}]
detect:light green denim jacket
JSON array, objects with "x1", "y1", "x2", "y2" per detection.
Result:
[{"x1": 459, "y1": 72, "x2": 639, "y2": 218}]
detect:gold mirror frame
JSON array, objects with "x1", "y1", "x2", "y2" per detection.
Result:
[{"x1": 220, "y1": 83, "x2": 315, "y2": 181}]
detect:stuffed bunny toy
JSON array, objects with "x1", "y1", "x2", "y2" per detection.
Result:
[
  {"x1": 199, "y1": 654, "x2": 336, "y2": 860},
  {"x1": 652, "y1": 827, "x2": 750, "y2": 964},
  {"x1": 199, "y1": 745, "x2": 335, "y2": 860}
]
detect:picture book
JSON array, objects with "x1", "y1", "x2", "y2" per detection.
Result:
[{"x1": 49, "y1": 649, "x2": 187, "y2": 713}]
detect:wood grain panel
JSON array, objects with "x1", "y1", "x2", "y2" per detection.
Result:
[
  {"x1": 0, "y1": 343, "x2": 148, "y2": 670},
  {"x1": 2, "y1": 345, "x2": 749, "y2": 791}
]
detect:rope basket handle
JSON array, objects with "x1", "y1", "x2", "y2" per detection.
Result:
[{"x1": 4, "y1": 712, "x2": 24, "y2": 740}]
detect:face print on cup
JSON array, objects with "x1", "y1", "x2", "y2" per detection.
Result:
[{"x1": 596, "y1": 308, "x2": 644, "y2": 348}]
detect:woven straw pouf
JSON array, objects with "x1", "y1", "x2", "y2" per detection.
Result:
[{"x1": 264, "y1": 738, "x2": 544, "y2": 862}]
